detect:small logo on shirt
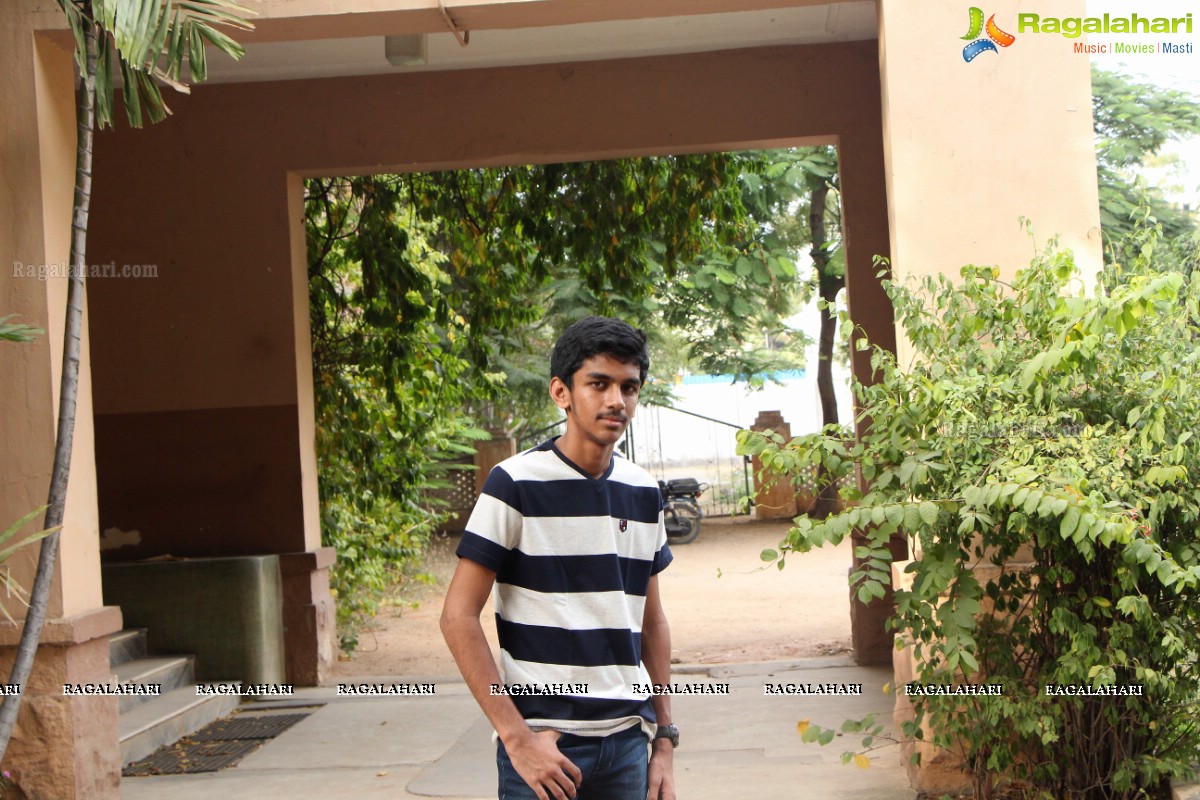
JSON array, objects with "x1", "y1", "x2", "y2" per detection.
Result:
[{"x1": 619, "y1": 519, "x2": 628, "y2": 532}]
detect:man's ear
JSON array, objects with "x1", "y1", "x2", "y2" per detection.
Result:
[{"x1": 549, "y1": 376, "x2": 572, "y2": 412}]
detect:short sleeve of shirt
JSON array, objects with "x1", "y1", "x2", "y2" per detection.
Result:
[
  {"x1": 651, "y1": 542, "x2": 673, "y2": 575},
  {"x1": 650, "y1": 501, "x2": 672, "y2": 575},
  {"x1": 456, "y1": 466, "x2": 522, "y2": 573}
]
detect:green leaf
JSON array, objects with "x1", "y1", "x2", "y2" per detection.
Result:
[
  {"x1": 196, "y1": 21, "x2": 247, "y2": 59},
  {"x1": 1060, "y1": 507, "x2": 1081, "y2": 539},
  {"x1": 0, "y1": 315, "x2": 44, "y2": 343},
  {"x1": 857, "y1": 584, "x2": 874, "y2": 604},
  {"x1": 1036, "y1": 494, "x2": 1057, "y2": 518},
  {"x1": 0, "y1": 507, "x2": 58, "y2": 566},
  {"x1": 118, "y1": 55, "x2": 143, "y2": 128}
]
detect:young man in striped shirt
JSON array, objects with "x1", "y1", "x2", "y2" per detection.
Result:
[{"x1": 441, "y1": 316, "x2": 676, "y2": 800}]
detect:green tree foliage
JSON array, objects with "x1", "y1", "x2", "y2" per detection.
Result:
[
  {"x1": 307, "y1": 180, "x2": 487, "y2": 642},
  {"x1": 307, "y1": 153, "x2": 814, "y2": 642},
  {"x1": 1092, "y1": 66, "x2": 1200, "y2": 272},
  {"x1": 756, "y1": 147, "x2": 847, "y2": 517},
  {"x1": 655, "y1": 150, "x2": 819, "y2": 381},
  {"x1": 740, "y1": 237, "x2": 1200, "y2": 798}
]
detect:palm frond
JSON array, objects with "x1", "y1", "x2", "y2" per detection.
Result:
[
  {"x1": 0, "y1": 508, "x2": 58, "y2": 624},
  {"x1": 67, "y1": 0, "x2": 254, "y2": 129},
  {"x1": 95, "y1": 36, "x2": 116, "y2": 128},
  {"x1": 0, "y1": 315, "x2": 44, "y2": 343}
]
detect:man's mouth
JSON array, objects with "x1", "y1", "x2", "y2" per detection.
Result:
[{"x1": 600, "y1": 415, "x2": 627, "y2": 426}]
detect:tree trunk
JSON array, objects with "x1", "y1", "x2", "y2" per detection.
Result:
[
  {"x1": 809, "y1": 178, "x2": 842, "y2": 519},
  {"x1": 0, "y1": 19, "x2": 97, "y2": 761}
]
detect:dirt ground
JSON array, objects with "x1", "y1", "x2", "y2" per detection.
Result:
[{"x1": 333, "y1": 516, "x2": 854, "y2": 678}]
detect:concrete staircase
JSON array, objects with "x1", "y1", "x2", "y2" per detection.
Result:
[{"x1": 110, "y1": 628, "x2": 241, "y2": 766}]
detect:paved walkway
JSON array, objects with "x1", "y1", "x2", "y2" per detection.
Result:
[{"x1": 122, "y1": 657, "x2": 917, "y2": 800}]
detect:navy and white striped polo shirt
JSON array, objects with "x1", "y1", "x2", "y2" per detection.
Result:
[{"x1": 456, "y1": 437, "x2": 672, "y2": 737}]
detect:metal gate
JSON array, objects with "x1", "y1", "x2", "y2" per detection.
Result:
[{"x1": 622, "y1": 405, "x2": 750, "y2": 518}]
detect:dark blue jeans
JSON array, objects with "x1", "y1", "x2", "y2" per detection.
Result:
[{"x1": 497, "y1": 727, "x2": 649, "y2": 800}]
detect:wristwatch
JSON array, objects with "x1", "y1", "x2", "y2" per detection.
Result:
[{"x1": 653, "y1": 723, "x2": 679, "y2": 748}]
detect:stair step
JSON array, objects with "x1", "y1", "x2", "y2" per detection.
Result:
[
  {"x1": 119, "y1": 683, "x2": 241, "y2": 766},
  {"x1": 113, "y1": 655, "x2": 195, "y2": 713},
  {"x1": 108, "y1": 628, "x2": 147, "y2": 669}
]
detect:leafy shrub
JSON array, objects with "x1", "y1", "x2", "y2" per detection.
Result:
[
  {"x1": 739, "y1": 242, "x2": 1200, "y2": 799},
  {"x1": 316, "y1": 368, "x2": 485, "y2": 651},
  {"x1": 307, "y1": 180, "x2": 492, "y2": 650}
]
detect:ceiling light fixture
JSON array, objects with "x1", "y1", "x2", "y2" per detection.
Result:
[{"x1": 384, "y1": 34, "x2": 427, "y2": 66}]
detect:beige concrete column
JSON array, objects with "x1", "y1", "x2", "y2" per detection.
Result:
[
  {"x1": 877, "y1": 0, "x2": 1103, "y2": 784},
  {"x1": 0, "y1": 6, "x2": 122, "y2": 796},
  {"x1": 878, "y1": 0, "x2": 1103, "y2": 369},
  {"x1": 280, "y1": 173, "x2": 338, "y2": 685}
]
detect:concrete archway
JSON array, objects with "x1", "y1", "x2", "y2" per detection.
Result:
[{"x1": 83, "y1": 39, "x2": 898, "y2": 674}]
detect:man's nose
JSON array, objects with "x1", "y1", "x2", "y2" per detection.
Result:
[{"x1": 604, "y1": 385, "x2": 625, "y2": 409}]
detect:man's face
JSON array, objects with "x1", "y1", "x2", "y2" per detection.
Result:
[{"x1": 551, "y1": 354, "x2": 643, "y2": 448}]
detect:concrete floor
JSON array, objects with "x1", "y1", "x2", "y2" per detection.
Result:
[{"x1": 121, "y1": 658, "x2": 917, "y2": 800}]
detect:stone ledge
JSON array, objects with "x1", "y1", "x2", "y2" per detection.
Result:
[
  {"x1": 278, "y1": 547, "x2": 336, "y2": 576},
  {"x1": 0, "y1": 605, "x2": 122, "y2": 648}
]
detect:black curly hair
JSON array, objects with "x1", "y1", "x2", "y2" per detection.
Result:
[{"x1": 550, "y1": 316, "x2": 650, "y2": 388}]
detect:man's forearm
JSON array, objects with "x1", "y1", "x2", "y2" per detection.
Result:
[
  {"x1": 440, "y1": 612, "x2": 530, "y2": 744},
  {"x1": 642, "y1": 615, "x2": 674, "y2": 726},
  {"x1": 642, "y1": 609, "x2": 676, "y2": 800},
  {"x1": 442, "y1": 603, "x2": 584, "y2": 798}
]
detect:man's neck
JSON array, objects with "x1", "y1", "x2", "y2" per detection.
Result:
[{"x1": 556, "y1": 429, "x2": 614, "y2": 479}]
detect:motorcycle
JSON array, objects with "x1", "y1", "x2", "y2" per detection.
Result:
[{"x1": 658, "y1": 478, "x2": 707, "y2": 545}]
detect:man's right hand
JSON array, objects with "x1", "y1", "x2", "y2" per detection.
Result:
[{"x1": 504, "y1": 729, "x2": 583, "y2": 800}]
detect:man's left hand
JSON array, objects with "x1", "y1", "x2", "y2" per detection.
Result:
[{"x1": 647, "y1": 740, "x2": 675, "y2": 800}]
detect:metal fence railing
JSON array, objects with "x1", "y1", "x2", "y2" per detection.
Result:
[{"x1": 515, "y1": 407, "x2": 751, "y2": 517}]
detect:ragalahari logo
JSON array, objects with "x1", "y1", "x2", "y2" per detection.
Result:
[{"x1": 962, "y1": 7, "x2": 1016, "y2": 62}]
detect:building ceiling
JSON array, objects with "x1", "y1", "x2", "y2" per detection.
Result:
[{"x1": 203, "y1": 2, "x2": 877, "y2": 84}]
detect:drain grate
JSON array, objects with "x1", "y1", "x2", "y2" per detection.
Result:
[
  {"x1": 190, "y1": 713, "x2": 310, "y2": 741},
  {"x1": 123, "y1": 711, "x2": 313, "y2": 776},
  {"x1": 124, "y1": 739, "x2": 263, "y2": 776}
]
